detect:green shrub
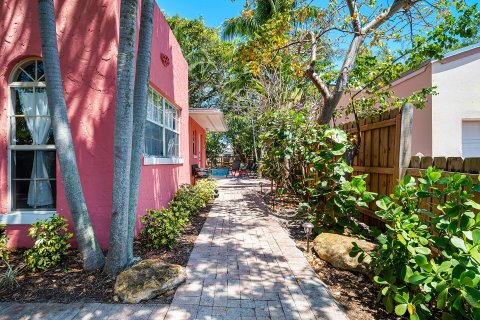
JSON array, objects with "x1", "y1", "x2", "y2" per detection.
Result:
[
  {"x1": 0, "y1": 225, "x2": 8, "y2": 261},
  {"x1": 142, "y1": 179, "x2": 217, "y2": 249},
  {"x1": 141, "y1": 208, "x2": 188, "y2": 249},
  {"x1": 260, "y1": 111, "x2": 376, "y2": 233},
  {"x1": 24, "y1": 215, "x2": 73, "y2": 271},
  {"x1": 172, "y1": 184, "x2": 204, "y2": 214},
  {"x1": 192, "y1": 179, "x2": 217, "y2": 208},
  {"x1": 352, "y1": 167, "x2": 480, "y2": 319}
]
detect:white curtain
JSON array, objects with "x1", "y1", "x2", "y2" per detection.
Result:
[{"x1": 18, "y1": 88, "x2": 54, "y2": 207}]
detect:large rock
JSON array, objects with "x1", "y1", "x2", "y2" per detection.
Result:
[
  {"x1": 313, "y1": 233, "x2": 377, "y2": 277},
  {"x1": 114, "y1": 259, "x2": 186, "y2": 303}
]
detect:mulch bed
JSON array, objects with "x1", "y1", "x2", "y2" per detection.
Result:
[
  {"x1": 0, "y1": 205, "x2": 211, "y2": 304},
  {"x1": 262, "y1": 192, "x2": 395, "y2": 320}
]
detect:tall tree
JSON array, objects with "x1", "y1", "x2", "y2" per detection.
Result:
[
  {"x1": 222, "y1": 0, "x2": 314, "y2": 39},
  {"x1": 167, "y1": 16, "x2": 234, "y2": 109},
  {"x1": 127, "y1": 0, "x2": 155, "y2": 264},
  {"x1": 38, "y1": 0, "x2": 105, "y2": 270},
  {"x1": 235, "y1": 0, "x2": 479, "y2": 125},
  {"x1": 104, "y1": 0, "x2": 138, "y2": 275}
]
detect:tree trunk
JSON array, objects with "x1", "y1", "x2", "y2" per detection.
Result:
[
  {"x1": 318, "y1": 35, "x2": 365, "y2": 125},
  {"x1": 38, "y1": 0, "x2": 105, "y2": 270},
  {"x1": 127, "y1": 0, "x2": 154, "y2": 264},
  {"x1": 104, "y1": 0, "x2": 138, "y2": 275}
]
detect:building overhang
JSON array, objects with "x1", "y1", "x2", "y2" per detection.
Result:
[{"x1": 189, "y1": 108, "x2": 228, "y2": 132}]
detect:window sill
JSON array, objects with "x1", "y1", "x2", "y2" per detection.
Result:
[
  {"x1": 0, "y1": 211, "x2": 56, "y2": 225},
  {"x1": 144, "y1": 157, "x2": 184, "y2": 165}
]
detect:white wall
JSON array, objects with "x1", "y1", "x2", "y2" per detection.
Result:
[{"x1": 431, "y1": 48, "x2": 480, "y2": 157}]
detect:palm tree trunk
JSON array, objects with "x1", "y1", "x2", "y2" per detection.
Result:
[
  {"x1": 38, "y1": 0, "x2": 105, "y2": 271},
  {"x1": 127, "y1": 0, "x2": 154, "y2": 264},
  {"x1": 104, "y1": 0, "x2": 138, "y2": 275}
]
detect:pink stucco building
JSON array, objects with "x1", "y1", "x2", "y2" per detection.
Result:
[{"x1": 0, "y1": 0, "x2": 227, "y2": 249}]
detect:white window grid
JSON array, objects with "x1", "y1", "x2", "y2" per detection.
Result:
[
  {"x1": 7, "y1": 59, "x2": 56, "y2": 212},
  {"x1": 146, "y1": 87, "x2": 180, "y2": 158}
]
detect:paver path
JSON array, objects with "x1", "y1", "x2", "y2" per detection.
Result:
[
  {"x1": 164, "y1": 178, "x2": 347, "y2": 320},
  {"x1": 0, "y1": 178, "x2": 347, "y2": 320}
]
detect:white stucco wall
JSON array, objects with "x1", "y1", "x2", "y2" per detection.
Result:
[{"x1": 431, "y1": 48, "x2": 480, "y2": 157}]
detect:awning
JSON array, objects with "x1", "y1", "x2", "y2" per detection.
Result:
[{"x1": 189, "y1": 108, "x2": 228, "y2": 132}]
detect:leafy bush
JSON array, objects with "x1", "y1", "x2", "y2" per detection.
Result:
[
  {"x1": 0, "y1": 225, "x2": 8, "y2": 261},
  {"x1": 142, "y1": 179, "x2": 217, "y2": 249},
  {"x1": 352, "y1": 167, "x2": 480, "y2": 319},
  {"x1": 141, "y1": 208, "x2": 188, "y2": 249},
  {"x1": 260, "y1": 111, "x2": 376, "y2": 233},
  {"x1": 24, "y1": 215, "x2": 73, "y2": 271},
  {"x1": 192, "y1": 179, "x2": 217, "y2": 207}
]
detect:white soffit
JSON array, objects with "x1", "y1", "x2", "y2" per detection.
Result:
[{"x1": 189, "y1": 108, "x2": 228, "y2": 132}]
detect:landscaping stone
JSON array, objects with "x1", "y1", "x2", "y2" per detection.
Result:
[
  {"x1": 114, "y1": 259, "x2": 186, "y2": 303},
  {"x1": 313, "y1": 233, "x2": 377, "y2": 276}
]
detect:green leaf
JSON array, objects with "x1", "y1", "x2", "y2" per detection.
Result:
[
  {"x1": 397, "y1": 233, "x2": 407, "y2": 245},
  {"x1": 409, "y1": 273, "x2": 429, "y2": 285},
  {"x1": 437, "y1": 261, "x2": 452, "y2": 273},
  {"x1": 416, "y1": 191, "x2": 432, "y2": 198},
  {"x1": 437, "y1": 288, "x2": 448, "y2": 309},
  {"x1": 463, "y1": 286, "x2": 480, "y2": 308},
  {"x1": 415, "y1": 247, "x2": 431, "y2": 255},
  {"x1": 473, "y1": 230, "x2": 480, "y2": 244},
  {"x1": 414, "y1": 254, "x2": 428, "y2": 266},
  {"x1": 395, "y1": 304, "x2": 408, "y2": 316},
  {"x1": 451, "y1": 236, "x2": 468, "y2": 253}
]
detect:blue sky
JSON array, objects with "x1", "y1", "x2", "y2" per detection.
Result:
[{"x1": 156, "y1": 0, "x2": 245, "y2": 28}]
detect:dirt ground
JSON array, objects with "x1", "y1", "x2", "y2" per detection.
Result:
[{"x1": 0, "y1": 206, "x2": 210, "y2": 304}]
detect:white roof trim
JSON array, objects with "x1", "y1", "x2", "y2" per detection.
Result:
[{"x1": 189, "y1": 108, "x2": 228, "y2": 132}]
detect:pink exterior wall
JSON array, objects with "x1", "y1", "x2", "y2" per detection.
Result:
[
  {"x1": 337, "y1": 65, "x2": 433, "y2": 156},
  {"x1": 135, "y1": 5, "x2": 191, "y2": 234},
  {"x1": 0, "y1": 0, "x2": 191, "y2": 249},
  {"x1": 189, "y1": 118, "x2": 207, "y2": 184}
]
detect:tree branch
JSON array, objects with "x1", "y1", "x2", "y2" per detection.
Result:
[
  {"x1": 362, "y1": 0, "x2": 416, "y2": 33},
  {"x1": 346, "y1": 0, "x2": 362, "y2": 33},
  {"x1": 304, "y1": 31, "x2": 331, "y2": 102},
  {"x1": 317, "y1": 0, "x2": 417, "y2": 125}
]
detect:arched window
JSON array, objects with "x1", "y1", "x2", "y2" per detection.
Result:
[{"x1": 9, "y1": 59, "x2": 56, "y2": 211}]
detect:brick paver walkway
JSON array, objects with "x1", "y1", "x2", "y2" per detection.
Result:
[
  {"x1": 164, "y1": 178, "x2": 347, "y2": 320},
  {"x1": 0, "y1": 178, "x2": 347, "y2": 320}
]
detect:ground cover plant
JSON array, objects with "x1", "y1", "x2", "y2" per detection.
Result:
[
  {"x1": 0, "y1": 225, "x2": 8, "y2": 261},
  {"x1": 352, "y1": 168, "x2": 480, "y2": 319},
  {"x1": 142, "y1": 179, "x2": 217, "y2": 249}
]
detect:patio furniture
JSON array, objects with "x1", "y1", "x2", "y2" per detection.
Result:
[
  {"x1": 248, "y1": 163, "x2": 260, "y2": 178},
  {"x1": 192, "y1": 164, "x2": 209, "y2": 179},
  {"x1": 227, "y1": 159, "x2": 242, "y2": 177}
]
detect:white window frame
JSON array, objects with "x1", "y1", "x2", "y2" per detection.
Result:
[
  {"x1": 2, "y1": 58, "x2": 56, "y2": 224},
  {"x1": 192, "y1": 130, "x2": 197, "y2": 158},
  {"x1": 198, "y1": 134, "x2": 202, "y2": 163},
  {"x1": 462, "y1": 119, "x2": 480, "y2": 158},
  {"x1": 144, "y1": 87, "x2": 182, "y2": 165}
]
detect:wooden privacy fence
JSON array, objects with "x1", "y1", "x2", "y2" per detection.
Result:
[
  {"x1": 339, "y1": 104, "x2": 415, "y2": 227},
  {"x1": 406, "y1": 156, "x2": 480, "y2": 224},
  {"x1": 340, "y1": 104, "x2": 480, "y2": 227}
]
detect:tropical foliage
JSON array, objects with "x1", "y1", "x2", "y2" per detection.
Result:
[
  {"x1": 24, "y1": 215, "x2": 73, "y2": 271},
  {"x1": 141, "y1": 179, "x2": 217, "y2": 249},
  {"x1": 168, "y1": 15, "x2": 234, "y2": 109},
  {"x1": 260, "y1": 111, "x2": 376, "y2": 234},
  {"x1": 352, "y1": 169, "x2": 480, "y2": 319}
]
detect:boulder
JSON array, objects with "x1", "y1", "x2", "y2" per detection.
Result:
[
  {"x1": 114, "y1": 259, "x2": 186, "y2": 303},
  {"x1": 313, "y1": 233, "x2": 377, "y2": 277}
]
